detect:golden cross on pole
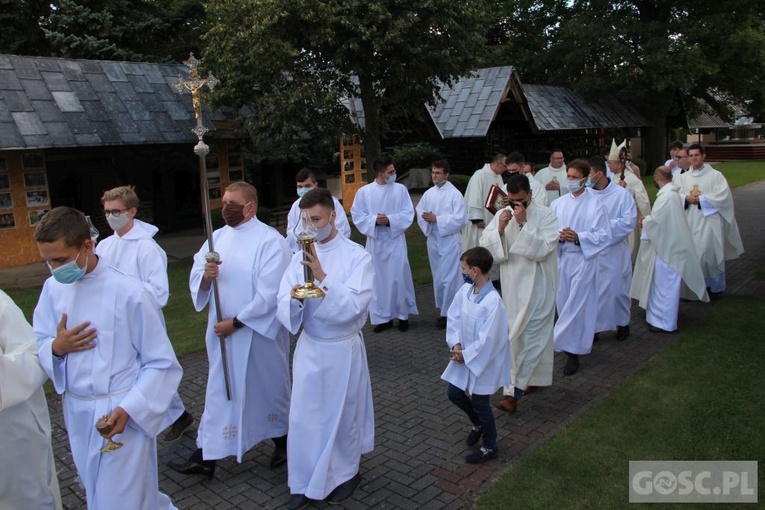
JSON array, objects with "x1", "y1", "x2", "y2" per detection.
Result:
[{"x1": 175, "y1": 53, "x2": 232, "y2": 400}]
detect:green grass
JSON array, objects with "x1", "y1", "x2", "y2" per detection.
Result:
[{"x1": 476, "y1": 295, "x2": 765, "y2": 509}]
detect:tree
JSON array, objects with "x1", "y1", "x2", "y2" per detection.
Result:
[
  {"x1": 203, "y1": 0, "x2": 491, "y2": 168},
  {"x1": 488, "y1": 1, "x2": 765, "y2": 170},
  {"x1": 43, "y1": 0, "x2": 205, "y2": 62},
  {"x1": 0, "y1": 0, "x2": 52, "y2": 55},
  {"x1": 554, "y1": 1, "x2": 764, "y2": 169}
]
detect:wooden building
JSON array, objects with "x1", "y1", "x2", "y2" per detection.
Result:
[{"x1": 0, "y1": 54, "x2": 247, "y2": 269}]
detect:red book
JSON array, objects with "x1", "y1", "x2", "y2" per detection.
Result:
[{"x1": 484, "y1": 184, "x2": 507, "y2": 215}]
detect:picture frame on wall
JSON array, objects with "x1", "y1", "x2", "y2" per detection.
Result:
[
  {"x1": 26, "y1": 189, "x2": 49, "y2": 207},
  {"x1": 0, "y1": 192, "x2": 12, "y2": 209},
  {"x1": 0, "y1": 174, "x2": 9, "y2": 190},
  {"x1": 0, "y1": 212, "x2": 15, "y2": 229},
  {"x1": 23, "y1": 171, "x2": 47, "y2": 188},
  {"x1": 22, "y1": 153, "x2": 44, "y2": 169},
  {"x1": 29, "y1": 209, "x2": 49, "y2": 226}
]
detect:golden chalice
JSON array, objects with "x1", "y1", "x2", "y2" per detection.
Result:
[
  {"x1": 293, "y1": 210, "x2": 325, "y2": 299},
  {"x1": 95, "y1": 414, "x2": 124, "y2": 453}
]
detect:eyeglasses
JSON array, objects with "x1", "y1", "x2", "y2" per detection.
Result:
[
  {"x1": 431, "y1": 171, "x2": 445, "y2": 176},
  {"x1": 104, "y1": 208, "x2": 130, "y2": 217}
]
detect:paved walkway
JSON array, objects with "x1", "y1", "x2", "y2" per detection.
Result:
[{"x1": 38, "y1": 181, "x2": 765, "y2": 509}]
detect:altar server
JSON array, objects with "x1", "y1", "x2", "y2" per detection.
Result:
[
  {"x1": 278, "y1": 189, "x2": 375, "y2": 509},
  {"x1": 351, "y1": 157, "x2": 417, "y2": 332},
  {"x1": 33, "y1": 206, "x2": 182, "y2": 510},
  {"x1": 170, "y1": 182, "x2": 291, "y2": 478},
  {"x1": 96, "y1": 185, "x2": 193, "y2": 443},
  {"x1": 549, "y1": 160, "x2": 611, "y2": 376},
  {"x1": 416, "y1": 160, "x2": 467, "y2": 329}
]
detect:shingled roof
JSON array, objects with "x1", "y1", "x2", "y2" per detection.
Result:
[
  {"x1": 0, "y1": 54, "x2": 220, "y2": 150},
  {"x1": 520, "y1": 84, "x2": 650, "y2": 131},
  {"x1": 426, "y1": 66, "x2": 513, "y2": 139}
]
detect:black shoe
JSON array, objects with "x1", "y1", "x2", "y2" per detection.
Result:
[
  {"x1": 648, "y1": 325, "x2": 676, "y2": 334},
  {"x1": 465, "y1": 446, "x2": 498, "y2": 464},
  {"x1": 285, "y1": 494, "x2": 310, "y2": 510},
  {"x1": 465, "y1": 426, "x2": 483, "y2": 446},
  {"x1": 162, "y1": 411, "x2": 194, "y2": 443},
  {"x1": 616, "y1": 325, "x2": 630, "y2": 341},
  {"x1": 372, "y1": 321, "x2": 393, "y2": 333},
  {"x1": 327, "y1": 473, "x2": 361, "y2": 504},
  {"x1": 709, "y1": 290, "x2": 724, "y2": 298},
  {"x1": 436, "y1": 316, "x2": 447, "y2": 329},
  {"x1": 593, "y1": 332, "x2": 600, "y2": 343},
  {"x1": 563, "y1": 353, "x2": 579, "y2": 376},
  {"x1": 167, "y1": 459, "x2": 215, "y2": 480},
  {"x1": 398, "y1": 319, "x2": 409, "y2": 332}
]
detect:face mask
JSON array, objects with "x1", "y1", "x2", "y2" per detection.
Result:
[
  {"x1": 462, "y1": 271, "x2": 474, "y2": 285},
  {"x1": 585, "y1": 177, "x2": 596, "y2": 188},
  {"x1": 49, "y1": 249, "x2": 87, "y2": 284},
  {"x1": 315, "y1": 213, "x2": 335, "y2": 242},
  {"x1": 106, "y1": 212, "x2": 130, "y2": 231},
  {"x1": 222, "y1": 202, "x2": 250, "y2": 227},
  {"x1": 386, "y1": 173, "x2": 397, "y2": 184},
  {"x1": 296, "y1": 187, "x2": 311, "y2": 198},
  {"x1": 435, "y1": 179, "x2": 447, "y2": 188},
  {"x1": 566, "y1": 178, "x2": 584, "y2": 193}
]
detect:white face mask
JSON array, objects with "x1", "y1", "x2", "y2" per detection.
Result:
[
  {"x1": 566, "y1": 178, "x2": 584, "y2": 193},
  {"x1": 106, "y1": 212, "x2": 130, "y2": 232},
  {"x1": 315, "y1": 213, "x2": 335, "y2": 242}
]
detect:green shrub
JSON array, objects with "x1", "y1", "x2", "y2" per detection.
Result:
[
  {"x1": 449, "y1": 174, "x2": 470, "y2": 194},
  {"x1": 388, "y1": 143, "x2": 444, "y2": 171}
]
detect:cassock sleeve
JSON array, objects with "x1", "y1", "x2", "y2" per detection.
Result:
[
  {"x1": 333, "y1": 198, "x2": 352, "y2": 239},
  {"x1": 236, "y1": 234, "x2": 292, "y2": 340},
  {"x1": 387, "y1": 186, "x2": 414, "y2": 238},
  {"x1": 285, "y1": 199, "x2": 301, "y2": 253},
  {"x1": 137, "y1": 241, "x2": 169, "y2": 307},
  {"x1": 415, "y1": 192, "x2": 432, "y2": 237},
  {"x1": 311, "y1": 249, "x2": 374, "y2": 327},
  {"x1": 461, "y1": 294, "x2": 509, "y2": 379},
  {"x1": 436, "y1": 190, "x2": 468, "y2": 237},
  {"x1": 508, "y1": 209, "x2": 559, "y2": 262},
  {"x1": 445, "y1": 286, "x2": 466, "y2": 349},
  {"x1": 189, "y1": 238, "x2": 213, "y2": 312},
  {"x1": 608, "y1": 192, "x2": 638, "y2": 245},
  {"x1": 0, "y1": 292, "x2": 48, "y2": 410},
  {"x1": 118, "y1": 290, "x2": 182, "y2": 437},
  {"x1": 629, "y1": 176, "x2": 652, "y2": 218},
  {"x1": 32, "y1": 281, "x2": 68, "y2": 394},
  {"x1": 577, "y1": 201, "x2": 612, "y2": 260},
  {"x1": 350, "y1": 187, "x2": 378, "y2": 238},
  {"x1": 277, "y1": 254, "x2": 306, "y2": 335},
  {"x1": 479, "y1": 210, "x2": 507, "y2": 263}
]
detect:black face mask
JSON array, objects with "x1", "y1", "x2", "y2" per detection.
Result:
[
  {"x1": 508, "y1": 199, "x2": 530, "y2": 209},
  {"x1": 222, "y1": 203, "x2": 245, "y2": 227}
]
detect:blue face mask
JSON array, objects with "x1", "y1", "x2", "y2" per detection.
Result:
[
  {"x1": 462, "y1": 272, "x2": 474, "y2": 285},
  {"x1": 296, "y1": 187, "x2": 311, "y2": 198},
  {"x1": 49, "y1": 249, "x2": 88, "y2": 284},
  {"x1": 566, "y1": 178, "x2": 584, "y2": 193},
  {"x1": 386, "y1": 173, "x2": 397, "y2": 184}
]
